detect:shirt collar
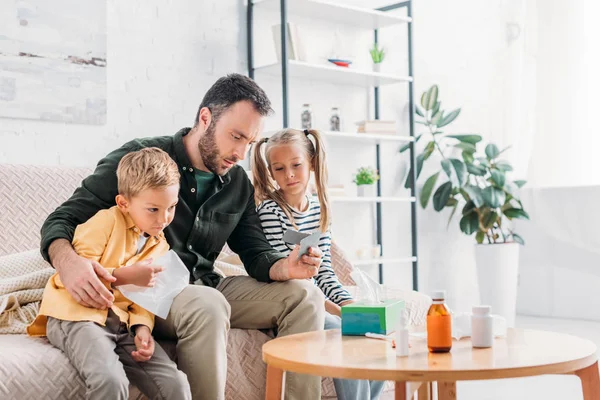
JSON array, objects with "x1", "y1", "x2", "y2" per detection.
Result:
[
  {"x1": 122, "y1": 208, "x2": 166, "y2": 241},
  {"x1": 173, "y1": 127, "x2": 232, "y2": 186}
]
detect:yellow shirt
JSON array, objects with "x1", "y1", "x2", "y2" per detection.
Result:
[{"x1": 28, "y1": 206, "x2": 169, "y2": 337}]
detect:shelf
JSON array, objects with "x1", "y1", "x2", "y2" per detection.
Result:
[
  {"x1": 352, "y1": 257, "x2": 417, "y2": 266},
  {"x1": 255, "y1": 60, "x2": 412, "y2": 87},
  {"x1": 330, "y1": 196, "x2": 415, "y2": 203},
  {"x1": 322, "y1": 131, "x2": 413, "y2": 143},
  {"x1": 253, "y1": 0, "x2": 411, "y2": 30}
]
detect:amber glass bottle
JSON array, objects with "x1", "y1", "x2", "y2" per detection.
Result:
[{"x1": 427, "y1": 290, "x2": 452, "y2": 353}]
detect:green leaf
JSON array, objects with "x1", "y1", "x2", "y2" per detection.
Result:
[
  {"x1": 462, "y1": 199, "x2": 476, "y2": 215},
  {"x1": 399, "y1": 134, "x2": 422, "y2": 153},
  {"x1": 462, "y1": 151, "x2": 475, "y2": 164},
  {"x1": 437, "y1": 108, "x2": 461, "y2": 128},
  {"x1": 449, "y1": 158, "x2": 467, "y2": 186},
  {"x1": 420, "y1": 172, "x2": 440, "y2": 208},
  {"x1": 477, "y1": 157, "x2": 491, "y2": 167},
  {"x1": 446, "y1": 197, "x2": 458, "y2": 207},
  {"x1": 482, "y1": 186, "x2": 506, "y2": 208},
  {"x1": 495, "y1": 160, "x2": 513, "y2": 172},
  {"x1": 503, "y1": 208, "x2": 530, "y2": 220},
  {"x1": 421, "y1": 85, "x2": 438, "y2": 111},
  {"x1": 483, "y1": 210, "x2": 499, "y2": 230},
  {"x1": 512, "y1": 233, "x2": 525, "y2": 245},
  {"x1": 490, "y1": 169, "x2": 506, "y2": 187},
  {"x1": 454, "y1": 142, "x2": 477, "y2": 153},
  {"x1": 415, "y1": 121, "x2": 429, "y2": 125},
  {"x1": 432, "y1": 181, "x2": 453, "y2": 211},
  {"x1": 404, "y1": 152, "x2": 426, "y2": 189},
  {"x1": 431, "y1": 101, "x2": 441, "y2": 117},
  {"x1": 514, "y1": 180, "x2": 527, "y2": 188},
  {"x1": 423, "y1": 141, "x2": 435, "y2": 160},
  {"x1": 441, "y1": 159, "x2": 452, "y2": 179},
  {"x1": 431, "y1": 110, "x2": 444, "y2": 126},
  {"x1": 459, "y1": 212, "x2": 479, "y2": 235},
  {"x1": 476, "y1": 231, "x2": 486, "y2": 244},
  {"x1": 445, "y1": 134, "x2": 482, "y2": 144},
  {"x1": 466, "y1": 163, "x2": 487, "y2": 176},
  {"x1": 463, "y1": 186, "x2": 483, "y2": 208},
  {"x1": 447, "y1": 202, "x2": 459, "y2": 229},
  {"x1": 485, "y1": 144, "x2": 500, "y2": 160},
  {"x1": 415, "y1": 106, "x2": 425, "y2": 118}
]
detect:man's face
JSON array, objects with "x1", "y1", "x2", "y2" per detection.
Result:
[{"x1": 198, "y1": 101, "x2": 263, "y2": 176}]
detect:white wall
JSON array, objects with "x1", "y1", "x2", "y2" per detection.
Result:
[
  {"x1": 0, "y1": 1, "x2": 247, "y2": 166},
  {"x1": 1, "y1": 0, "x2": 539, "y2": 314}
]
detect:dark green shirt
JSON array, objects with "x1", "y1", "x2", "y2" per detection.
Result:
[
  {"x1": 40, "y1": 128, "x2": 286, "y2": 287},
  {"x1": 194, "y1": 170, "x2": 216, "y2": 208}
]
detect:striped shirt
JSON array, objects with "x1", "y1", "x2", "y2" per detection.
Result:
[{"x1": 257, "y1": 197, "x2": 353, "y2": 305}]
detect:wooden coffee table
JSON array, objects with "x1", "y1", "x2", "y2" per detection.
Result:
[{"x1": 262, "y1": 328, "x2": 599, "y2": 400}]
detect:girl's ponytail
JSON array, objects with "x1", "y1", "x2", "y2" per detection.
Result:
[{"x1": 306, "y1": 129, "x2": 330, "y2": 232}]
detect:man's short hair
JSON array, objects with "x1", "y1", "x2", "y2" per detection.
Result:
[
  {"x1": 194, "y1": 73, "x2": 273, "y2": 126},
  {"x1": 116, "y1": 147, "x2": 180, "y2": 198}
]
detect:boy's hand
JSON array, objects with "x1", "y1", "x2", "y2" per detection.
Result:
[
  {"x1": 113, "y1": 259, "x2": 164, "y2": 287},
  {"x1": 132, "y1": 325, "x2": 155, "y2": 362}
]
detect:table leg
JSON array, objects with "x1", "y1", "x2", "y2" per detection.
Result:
[
  {"x1": 575, "y1": 361, "x2": 600, "y2": 400},
  {"x1": 265, "y1": 365, "x2": 284, "y2": 400},
  {"x1": 437, "y1": 381, "x2": 457, "y2": 400},
  {"x1": 418, "y1": 382, "x2": 432, "y2": 400},
  {"x1": 395, "y1": 381, "x2": 407, "y2": 400}
]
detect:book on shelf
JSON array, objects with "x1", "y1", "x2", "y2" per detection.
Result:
[{"x1": 355, "y1": 120, "x2": 397, "y2": 134}]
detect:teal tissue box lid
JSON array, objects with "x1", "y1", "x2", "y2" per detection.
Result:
[{"x1": 340, "y1": 299, "x2": 405, "y2": 336}]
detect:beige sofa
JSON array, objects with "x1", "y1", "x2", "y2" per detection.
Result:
[{"x1": 0, "y1": 163, "x2": 431, "y2": 400}]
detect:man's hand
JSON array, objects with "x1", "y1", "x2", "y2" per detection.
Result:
[
  {"x1": 269, "y1": 245, "x2": 323, "y2": 281},
  {"x1": 50, "y1": 239, "x2": 115, "y2": 309},
  {"x1": 132, "y1": 325, "x2": 155, "y2": 362},
  {"x1": 113, "y1": 259, "x2": 163, "y2": 287}
]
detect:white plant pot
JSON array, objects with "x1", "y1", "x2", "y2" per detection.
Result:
[
  {"x1": 373, "y1": 63, "x2": 381, "y2": 73},
  {"x1": 356, "y1": 184, "x2": 375, "y2": 197},
  {"x1": 475, "y1": 243, "x2": 520, "y2": 328}
]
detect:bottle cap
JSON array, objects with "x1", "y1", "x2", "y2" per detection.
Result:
[
  {"x1": 472, "y1": 305, "x2": 491, "y2": 315},
  {"x1": 431, "y1": 290, "x2": 446, "y2": 301}
]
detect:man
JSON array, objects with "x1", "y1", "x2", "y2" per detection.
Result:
[{"x1": 41, "y1": 74, "x2": 325, "y2": 400}]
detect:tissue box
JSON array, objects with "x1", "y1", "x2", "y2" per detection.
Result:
[{"x1": 341, "y1": 299, "x2": 405, "y2": 336}]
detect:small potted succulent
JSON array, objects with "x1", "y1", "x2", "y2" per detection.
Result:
[
  {"x1": 353, "y1": 166, "x2": 380, "y2": 197},
  {"x1": 369, "y1": 43, "x2": 385, "y2": 73}
]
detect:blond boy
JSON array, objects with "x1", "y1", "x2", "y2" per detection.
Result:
[{"x1": 28, "y1": 148, "x2": 191, "y2": 400}]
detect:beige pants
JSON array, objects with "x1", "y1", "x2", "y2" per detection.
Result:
[
  {"x1": 46, "y1": 311, "x2": 191, "y2": 400},
  {"x1": 153, "y1": 276, "x2": 325, "y2": 400}
]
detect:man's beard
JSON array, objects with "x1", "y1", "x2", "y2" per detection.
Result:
[{"x1": 198, "y1": 123, "x2": 237, "y2": 176}]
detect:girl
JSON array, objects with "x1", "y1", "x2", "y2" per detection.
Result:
[{"x1": 252, "y1": 128, "x2": 384, "y2": 400}]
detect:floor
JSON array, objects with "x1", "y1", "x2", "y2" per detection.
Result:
[{"x1": 436, "y1": 315, "x2": 600, "y2": 400}]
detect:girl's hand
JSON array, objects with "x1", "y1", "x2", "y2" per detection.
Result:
[
  {"x1": 325, "y1": 300, "x2": 341, "y2": 317},
  {"x1": 132, "y1": 325, "x2": 155, "y2": 362}
]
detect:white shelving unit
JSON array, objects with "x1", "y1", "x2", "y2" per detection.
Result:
[
  {"x1": 330, "y1": 196, "x2": 415, "y2": 203},
  {"x1": 352, "y1": 257, "x2": 417, "y2": 267},
  {"x1": 248, "y1": 0, "x2": 419, "y2": 287},
  {"x1": 253, "y1": 0, "x2": 412, "y2": 30},
  {"x1": 255, "y1": 60, "x2": 412, "y2": 88}
]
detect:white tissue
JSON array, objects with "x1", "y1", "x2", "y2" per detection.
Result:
[
  {"x1": 350, "y1": 269, "x2": 383, "y2": 304},
  {"x1": 118, "y1": 250, "x2": 190, "y2": 319}
]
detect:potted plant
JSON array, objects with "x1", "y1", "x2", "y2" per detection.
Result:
[
  {"x1": 369, "y1": 43, "x2": 385, "y2": 73},
  {"x1": 353, "y1": 166, "x2": 380, "y2": 197},
  {"x1": 400, "y1": 85, "x2": 529, "y2": 327}
]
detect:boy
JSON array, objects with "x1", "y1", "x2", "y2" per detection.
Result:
[{"x1": 28, "y1": 147, "x2": 191, "y2": 400}]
